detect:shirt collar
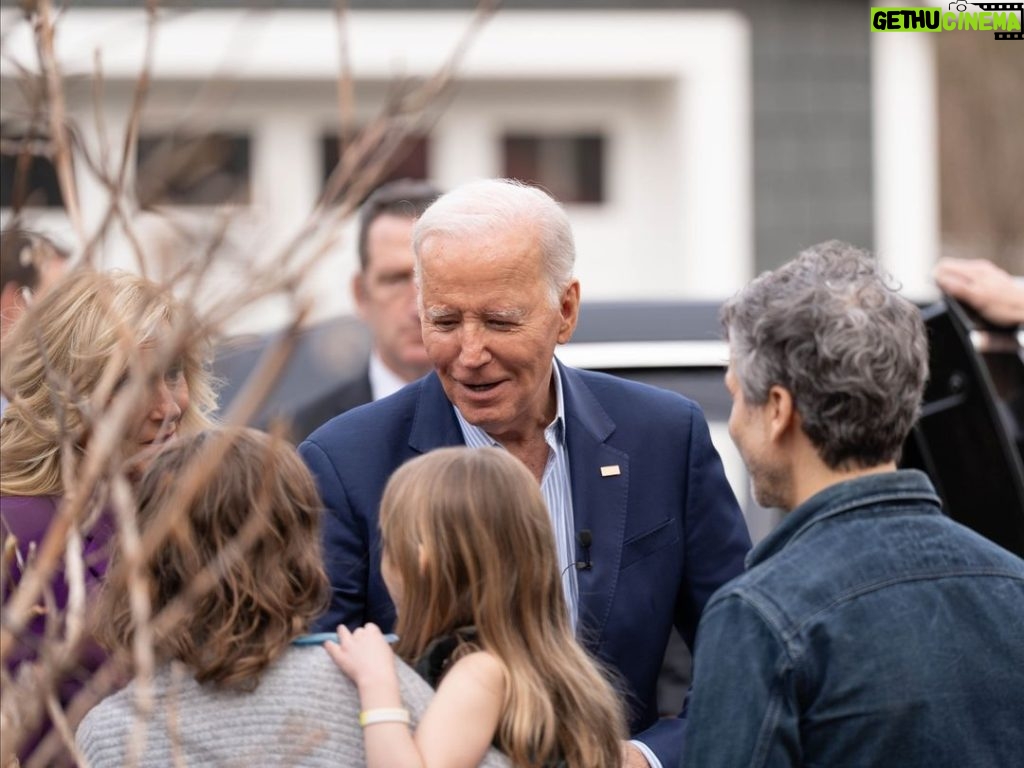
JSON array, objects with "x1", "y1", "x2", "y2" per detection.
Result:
[
  {"x1": 453, "y1": 358, "x2": 566, "y2": 446},
  {"x1": 368, "y1": 350, "x2": 410, "y2": 401},
  {"x1": 746, "y1": 469, "x2": 941, "y2": 569}
]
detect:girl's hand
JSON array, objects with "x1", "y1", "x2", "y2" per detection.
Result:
[
  {"x1": 327, "y1": 625, "x2": 417, "y2": 767},
  {"x1": 324, "y1": 623, "x2": 397, "y2": 693}
]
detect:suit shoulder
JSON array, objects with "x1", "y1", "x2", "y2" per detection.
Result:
[
  {"x1": 573, "y1": 367, "x2": 700, "y2": 405},
  {"x1": 302, "y1": 377, "x2": 422, "y2": 450},
  {"x1": 290, "y1": 370, "x2": 372, "y2": 440},
  {"x1": 571, "y1": 367, "x2": 706, "y2": 422}
]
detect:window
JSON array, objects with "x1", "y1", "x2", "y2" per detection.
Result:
[
  {"x1": 321, "y1": 132, "x2": 429, "y2": 202},
  {"x1": 136, "y1": 132, "x2": 251, "y2": 207},
  {"x1": 1, "y1": 125, "x2": 66, "y2": 208},
  {"x1": 503, "y1": 133, "x2": 605, "y2": 204}
]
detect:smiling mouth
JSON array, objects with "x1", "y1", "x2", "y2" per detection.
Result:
[{"x1": 462, "y1": 381, "x2": 502, "y2": 393}]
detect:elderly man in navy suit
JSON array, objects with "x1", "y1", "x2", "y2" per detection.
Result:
[{"x1": 300, "y1": 178, "x2": 751, "y2": 766}]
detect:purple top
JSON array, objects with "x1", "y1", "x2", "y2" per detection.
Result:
[
  {"x1": 1, "y1": 494, "x2": 115, "y2": 762},
  {"x1": 1, "y1": 495, "x2": 115, "y2": 622}
]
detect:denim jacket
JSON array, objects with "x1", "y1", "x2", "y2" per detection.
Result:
[{"x1": 682, "y1": 470, "x2": 1024, "y2": 768}]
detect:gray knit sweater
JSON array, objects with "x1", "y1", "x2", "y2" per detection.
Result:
[{"x1": 76, "y1": 645, "x2": 510, "y2": 767}]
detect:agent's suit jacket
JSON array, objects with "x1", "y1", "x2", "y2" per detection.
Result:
[
  {"x1": 299, "y1": 365, "x2": 751, "y2": 763},
  {"x1": 289, "y1": 367, "x2": 372, "y2": 442}
]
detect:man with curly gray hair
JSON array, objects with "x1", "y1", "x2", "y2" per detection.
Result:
[{"x1": 682, "y1": 241, "x2": 1024, "y2": 767}]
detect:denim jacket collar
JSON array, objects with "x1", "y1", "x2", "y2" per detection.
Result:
[{"x1": 746, "y1": 469, "x2": 941, "y2": 569}]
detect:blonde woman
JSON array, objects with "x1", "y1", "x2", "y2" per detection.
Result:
[
  {"x1": 1, "y1": 267, "x2": 215, "y2": 493},
  {"x1": 327, "y1": 447, "x2": 628, "y2": 767},
  {"x1": 77, "y1": 429, "x2": 508, "y2": 768},
  {"x1": 0, "y1": 268, "x2": 215, "y2": 763}
]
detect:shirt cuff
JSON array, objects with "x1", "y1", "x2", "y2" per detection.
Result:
[{"x1": 629, "y1": 739, "x2": 662, "y2": 768}]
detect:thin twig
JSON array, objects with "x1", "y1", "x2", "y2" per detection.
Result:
[
  {"x1": 334, "y1": 0, "x2": 355, "y2": 148},
  {"x1": 33, "y1": 0, "x2": 85, "y2": 244}
]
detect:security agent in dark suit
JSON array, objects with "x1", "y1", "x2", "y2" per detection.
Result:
[
  {"x1": 300, "y1": 179, "x2": 751, "y2": 767},
  {"x1": 290, "y1": 179, "x2": 441, "y2": 439}
]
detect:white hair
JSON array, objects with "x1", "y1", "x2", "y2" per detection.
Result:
[{"x1": 412, "y1": 178, "x2": 576, "y2": 305}]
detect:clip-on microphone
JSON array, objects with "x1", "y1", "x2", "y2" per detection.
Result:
[
  {"x1": 560, "y1": 529, "x2": 594, "y2": 577},
  {"x1": 575, "y1": 529, "x2": 593, "y2": 571}
]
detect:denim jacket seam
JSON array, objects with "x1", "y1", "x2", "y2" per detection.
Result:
[
  {"x1": 783, "y1": 491, "x2": 940, "y2": 553},
  {"x1": 717, "y1": 588, "x2": 800, "y2": 768},
  {"x1": 750, "y1": 681, "x2": 787, "y2": 768},
  {"x1": 729, "y1": 562, "x2": 1024, "y2": 646},
  {"x1": 749, "y1": 478, "x2": 941, "y2": 568},
  {"x1": 788, "y1": 568, "x2": 1024, "y2": 636},
  {"x1": 708, "y1": 586, "x2": 806, "y2": 669},
  {"x1": 726, "y1": 585, "x2": 796, "y2": 650}
]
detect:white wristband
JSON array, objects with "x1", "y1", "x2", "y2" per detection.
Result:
[{"x1": 359, "y1": 707, "x2": 411, "y2": 727}]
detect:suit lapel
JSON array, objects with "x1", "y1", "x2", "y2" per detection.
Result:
[
  {"x1": 559, "y1": 364, "x2": 629, "y2": 651},
  {"x1": 408, "y1": 372, "x2": 465, "y2": 454}
]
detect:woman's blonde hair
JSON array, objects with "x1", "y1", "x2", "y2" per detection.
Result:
[
  {"x1": 97, "y1": 428, "x2": 329, "y2": 689},
  {"x1": 0, "y1": 268, "x2": 216, "y2": 496},
  {"x1": 381, "y1": 447, "x2": 628, "y2": 767}
]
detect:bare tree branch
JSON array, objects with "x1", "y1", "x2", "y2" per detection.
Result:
[{"x1": 1, "y1": 2, "x2": 499, "y2": 763}]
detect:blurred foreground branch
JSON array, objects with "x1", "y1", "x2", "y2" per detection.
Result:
[{"x1": 0, "y1": 1, "x2": 497, "y2": 764}]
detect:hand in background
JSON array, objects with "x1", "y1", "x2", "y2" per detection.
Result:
[{"x1": 934, "y1": 257, "x2": 1024, "y2": 326}]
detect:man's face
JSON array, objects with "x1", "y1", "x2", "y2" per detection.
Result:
[
  {"x1": 725, "y1": 362, "x2": 791, "y2": 510},
  {"x1": 419, "y1": 226, "x2": 579, "y2": 443},
  {"x1": 353, "y1": 214, "x2": 431, "y2": 382}
]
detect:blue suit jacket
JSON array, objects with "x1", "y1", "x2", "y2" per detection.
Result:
[{"x1": 299, "y1": 365, "x2": 751, "y2": 763}]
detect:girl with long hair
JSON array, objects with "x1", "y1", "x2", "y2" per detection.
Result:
[{"x1": 326, "y1": 446, "x2": 628, "y2": 767}]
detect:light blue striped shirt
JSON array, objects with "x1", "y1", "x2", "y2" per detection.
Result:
[{"x1": 451, "y1": 359, "x2": 579, "y2": 632}]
